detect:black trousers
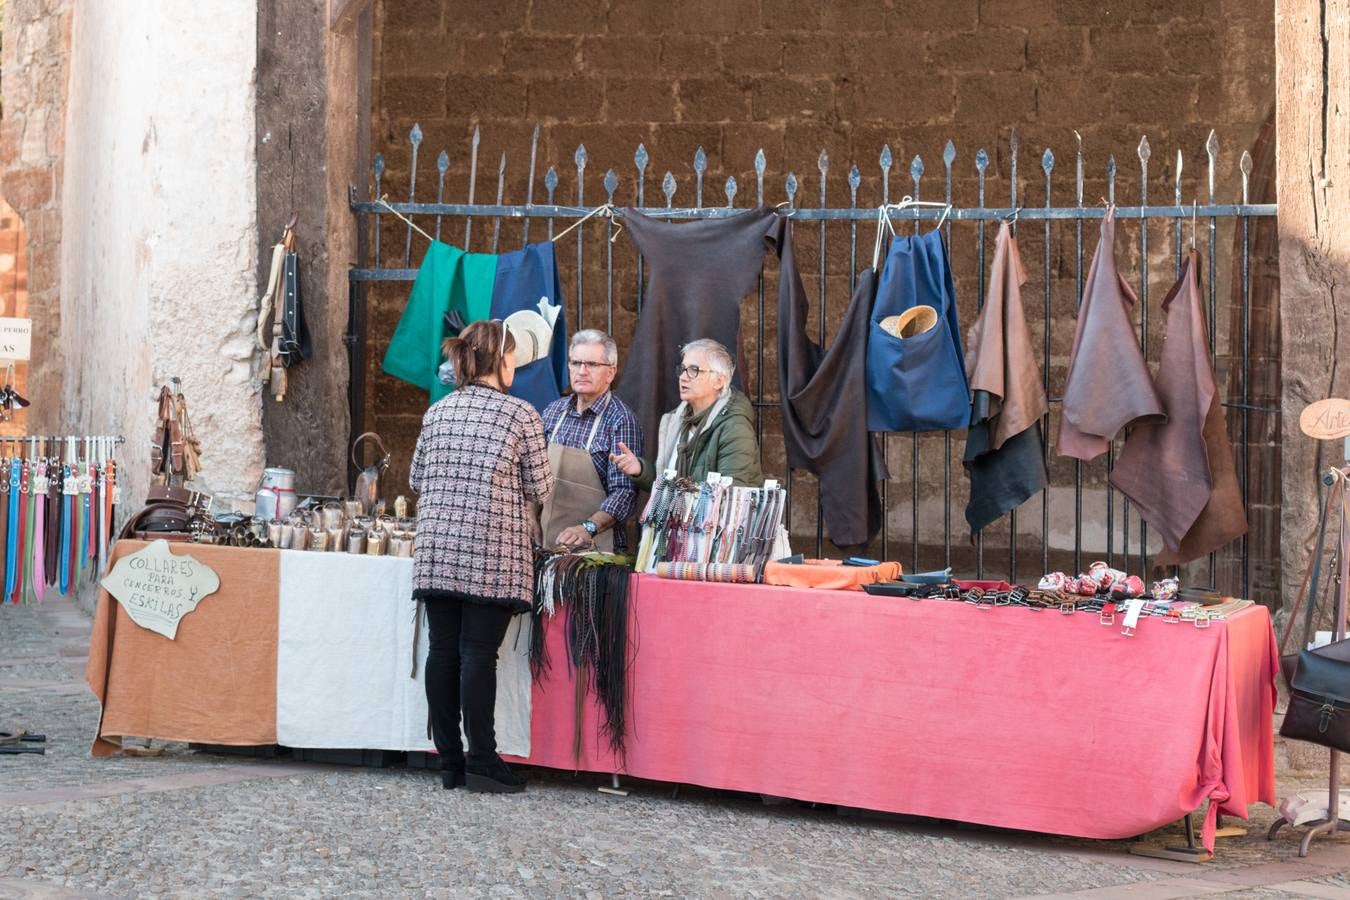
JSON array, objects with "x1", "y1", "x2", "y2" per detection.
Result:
[{"x1": 422, "y1": 596, "x2": 513, "y2": 766}]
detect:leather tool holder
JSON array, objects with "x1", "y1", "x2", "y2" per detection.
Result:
[{"x1": 258, "y1": 218, "x2": 312, "y2": 403}]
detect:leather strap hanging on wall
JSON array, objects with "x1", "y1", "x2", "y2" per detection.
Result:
[{"x1": 257, "y1": 216, "x2": 312, "y2": 402}]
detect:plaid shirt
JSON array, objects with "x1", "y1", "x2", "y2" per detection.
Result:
[{"x1": 541, "y1": 391, "x2": 644, "y2": 550}]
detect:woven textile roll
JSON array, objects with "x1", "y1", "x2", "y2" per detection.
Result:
[{"x1": 655, "y1": 562, "x2": 757, "y2": 584}]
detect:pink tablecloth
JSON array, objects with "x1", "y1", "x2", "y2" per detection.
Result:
[{"x1": 513, "y1": 575, "x2": 1278, "y2": 851}]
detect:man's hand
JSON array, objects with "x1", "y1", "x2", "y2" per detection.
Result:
[
  {"x1": 610, "y1": 441, "x2": 641, "y2": 477},
  {"x1": 556, "y1": 525, "x2": 593, "y2": 548}
]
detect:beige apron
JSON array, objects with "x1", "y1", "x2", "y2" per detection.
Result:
[{"x1": 540, "y1": 396, "x2": 614, "y2": 552}]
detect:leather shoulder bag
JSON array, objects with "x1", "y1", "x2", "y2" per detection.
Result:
[{"x1": 1279, "y1": 471, "x2": 1350, "y2": 753}]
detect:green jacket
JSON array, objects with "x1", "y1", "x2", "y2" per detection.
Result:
[{"x1": 634, "y1": 390, "x2": 765, "y2": 491}]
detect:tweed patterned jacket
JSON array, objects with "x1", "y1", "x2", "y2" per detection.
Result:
[{"x1": 410, "y1": 384, "x2": 554, "y2": 610}]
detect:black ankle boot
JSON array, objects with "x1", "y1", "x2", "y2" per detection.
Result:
[
  {"x1": 440, "y1": 762, "x2": 466, "y2": 790},
  {"x1": 465, "y1": 756, "x2": 526, "y2": 794}
]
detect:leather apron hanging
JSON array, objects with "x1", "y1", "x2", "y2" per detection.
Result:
[{"x1": 540, "y1": 397, "x2": 614, "y2": 553}]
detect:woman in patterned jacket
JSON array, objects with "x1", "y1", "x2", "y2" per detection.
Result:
[{"x1": 410, "y1": 319, "x2": 554, "y2": 794}]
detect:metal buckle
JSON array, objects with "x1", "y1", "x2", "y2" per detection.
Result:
[
  {"x1": 1193, "y1": 612, "x2": 1211, "y2": 629},
  {"x1": 964, "y1": 587, "x2": 992, "y2": 609},
  {"x1": 1099, "y1": 602, "x2": 1117, "y2": 626},
  {"x1": 1059, "y1": 600, "x2": 1077, "y2": 615},
  {"x1": 1120, "y1": 623, "x2": 1136, "y2": 637}
]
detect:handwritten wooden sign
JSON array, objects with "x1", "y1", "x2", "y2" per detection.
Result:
[
  {"x1": 100, "y1": 540, "x2": 221, "y2": 639},
  {"x1": 1300, "y1": 398, "x2": 1350, "y2": 441}
]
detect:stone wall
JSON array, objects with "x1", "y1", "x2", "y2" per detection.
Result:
[
  {"x1": 1276, "y1": 0, "x2": 1350, "y2": 618},
  {"x1": 366, "y1": 0, "x2": 1276, "y2": 588},
  {"x1": 0, "y1": 0, "x2": 70, "y2": 435},
  {"x1": 59, "y1": 1, "x2": 263, "y2": 516}
]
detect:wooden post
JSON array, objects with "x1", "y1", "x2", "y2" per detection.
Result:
[{"x1": 1276, "y1": 0, "x2": 1350, "y2": 611}]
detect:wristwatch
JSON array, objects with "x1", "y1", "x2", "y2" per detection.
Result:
[{"x1": 582, "y1": 519, "x2": 599, "y2": 537}]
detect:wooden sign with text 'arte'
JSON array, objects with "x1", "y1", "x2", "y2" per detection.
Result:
[{"x1": 1300, "y1": 398, "x2": 1350, "y2": 441}]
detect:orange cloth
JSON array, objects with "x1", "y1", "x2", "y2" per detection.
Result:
[
  {"x1": 86, "y1": 541, "x2": 280, "y2": 757},
  {"x1": 761, "y1": 558, "x2": 902, "y2": 591}
]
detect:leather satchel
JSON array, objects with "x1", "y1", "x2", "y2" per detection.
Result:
[
  {"x1": 1279, "y1": 471, "x2": 1350, "y2": 753},
  {"x1": 1281, "y1": 647, "x2": 1350, "y2": 754}
]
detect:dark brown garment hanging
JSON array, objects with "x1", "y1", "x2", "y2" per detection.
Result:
[
  {"x1": 616, "y1": 206, "x2": 781, "y2": 445},
  {"x1": 963, "y1": 223, "x2": 1049, "y2": 535},
  {"x1": 1109, "y1": 251, "x2": 1247, "y2": 565},
  {"x1": 1057, "y1": 209, "x2": 1165, "y2": 461},
  {"x1": 44, "y1": 466, "x2": 59, "y2": 587},
  {"x1": 774, "y1": 217, "x2": 886, "y2": 551}
]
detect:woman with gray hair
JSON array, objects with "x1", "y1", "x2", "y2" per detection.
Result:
[{"x1": 611, "y1": 338, "x2": 763, "y2": 489}]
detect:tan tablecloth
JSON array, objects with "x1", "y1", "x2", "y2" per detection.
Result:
[{"x1": 86, "y1": 541, "x2": 280, "y2": 756}]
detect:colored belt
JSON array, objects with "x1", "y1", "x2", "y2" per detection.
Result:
[
  {"x1": 58, "y1": 466, "x2": 71, "y2": 597},
  {"x1": 31, "y1": 460, "x2": 44, "y2": 603},
  {"x1": 2, "y1": 459, "x2": 13, "y2": 603},
  {"x1": 43, "y1": 463, "x2": 57, "y2": 588},
  {"x1": 13, "y1": 459, "x2": 27, "y2": 604}
]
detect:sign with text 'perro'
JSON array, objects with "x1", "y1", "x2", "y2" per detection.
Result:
[
  {"x1": 100, "y1": 540, "x2": 221, "y2": 639},
  {"x1": 0, "y1": 317, "x2": 31, "y2": 361}
]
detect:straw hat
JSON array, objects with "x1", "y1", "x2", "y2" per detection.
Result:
[
  {"x1": 880, "y1": 305, "x2": 939, "y2": 339},
  {"x1": 504, "y1": 296, "x2": 562, "y2": 366}
]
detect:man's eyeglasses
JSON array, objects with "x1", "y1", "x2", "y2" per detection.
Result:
[
  {"x1": 676, "y1": 364, "x2": 711, "y2": 379},
  {"x1": 568, "y1": 359, "x2": 615, "y2": 371}
]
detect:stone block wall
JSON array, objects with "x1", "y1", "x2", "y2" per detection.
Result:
[
  {"x1": 0, "y1": 0, "x2": 70, "y2": 436},
  {"x1": 366, "y1": 0, "x2": 1279, "y2": 593}
]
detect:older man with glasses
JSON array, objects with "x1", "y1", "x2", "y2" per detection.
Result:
[{"x1": 539, "y1": 329, "x2": 644, "y2": 552}]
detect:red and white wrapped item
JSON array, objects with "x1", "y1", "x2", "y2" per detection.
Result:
[
  {"x1": 1038, "y1": 572, "x2": 1070, "y2": 592},
  {"x1": 1151, "y1": 577, "x2": 1180, "y2": 603},
  {"x1": 1087, "y1": 561, "x2": 1112, "y2": 589},
  {"x1": 1073, "y1": 576, "x2": 1099, "y2": 597},
  {"x1": 1109, "y1": 575, "x2": 1146, "y2": 599}
]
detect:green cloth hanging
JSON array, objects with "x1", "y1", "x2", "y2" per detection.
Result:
[{"x1": 381, "y1": 242, "x2": 495, "y2": 403}]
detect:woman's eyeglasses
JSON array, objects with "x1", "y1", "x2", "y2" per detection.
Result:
[
  {"x1": 676, "y1": 364, "x2": 710, "y2": 379},
  {"x1": 568, "y1": 359, "x2": 615, "y2": 371}
]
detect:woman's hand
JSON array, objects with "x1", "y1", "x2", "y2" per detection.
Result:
[{"x1": 610, "y1": 442, "x2": 641, "y2": 477}]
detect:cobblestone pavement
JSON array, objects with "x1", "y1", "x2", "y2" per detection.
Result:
[{"x1": 2, "y1": 600, "x2": 1349, "y2": 899}]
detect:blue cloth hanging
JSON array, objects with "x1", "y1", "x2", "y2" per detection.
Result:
[
  {"x1": 488, "y1": 241, "x2": 569, "y2": 414},
  {"x1": 865, "y1": 228, "x2": 970, "y2": 433}
]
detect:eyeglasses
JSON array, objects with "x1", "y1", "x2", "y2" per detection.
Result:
[
  {"x1": 568, "y1": 359, "x2": 615, "y2": 371},
  {"x1": 676, "y1": 364, "x2": 711, "y2": 379}
]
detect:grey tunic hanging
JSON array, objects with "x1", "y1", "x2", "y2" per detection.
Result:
[
  {"x1": 775, "y1": 217, "x2": 886, "y2": 551},
  {"x1": 616, "y1": 206, "x2": 781, "y2": 445}
]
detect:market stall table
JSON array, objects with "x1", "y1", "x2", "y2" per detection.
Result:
[{"x1": 86, "y1": 545, "x2": 1276, "y2": 852}]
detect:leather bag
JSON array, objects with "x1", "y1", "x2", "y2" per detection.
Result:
[
  {"x1": 1279, "y1": 472, "x2": 1350, "y2": 753},
  {"x1": 1282, "y1": 647, "x2": 1350, "y2": 754}
]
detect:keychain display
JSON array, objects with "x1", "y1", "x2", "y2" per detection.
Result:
[{"x1": 0, "y1": 363, "x2": 29, "y2": 421}]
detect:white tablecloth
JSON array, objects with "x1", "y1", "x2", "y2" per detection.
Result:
[{"x1": 275, "y1": 551, "x2": 531, "y2": 757}]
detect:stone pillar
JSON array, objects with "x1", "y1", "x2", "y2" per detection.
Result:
[
  {"x1": 1276, "y1": 0, "x2": 1350, "y2": 610},
  {"x1": 254, "y1": 0, "x2": 373, "y2": 497},
  {"x1": 59, "y1": 1, "x2": 264, "y2": 515}
]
